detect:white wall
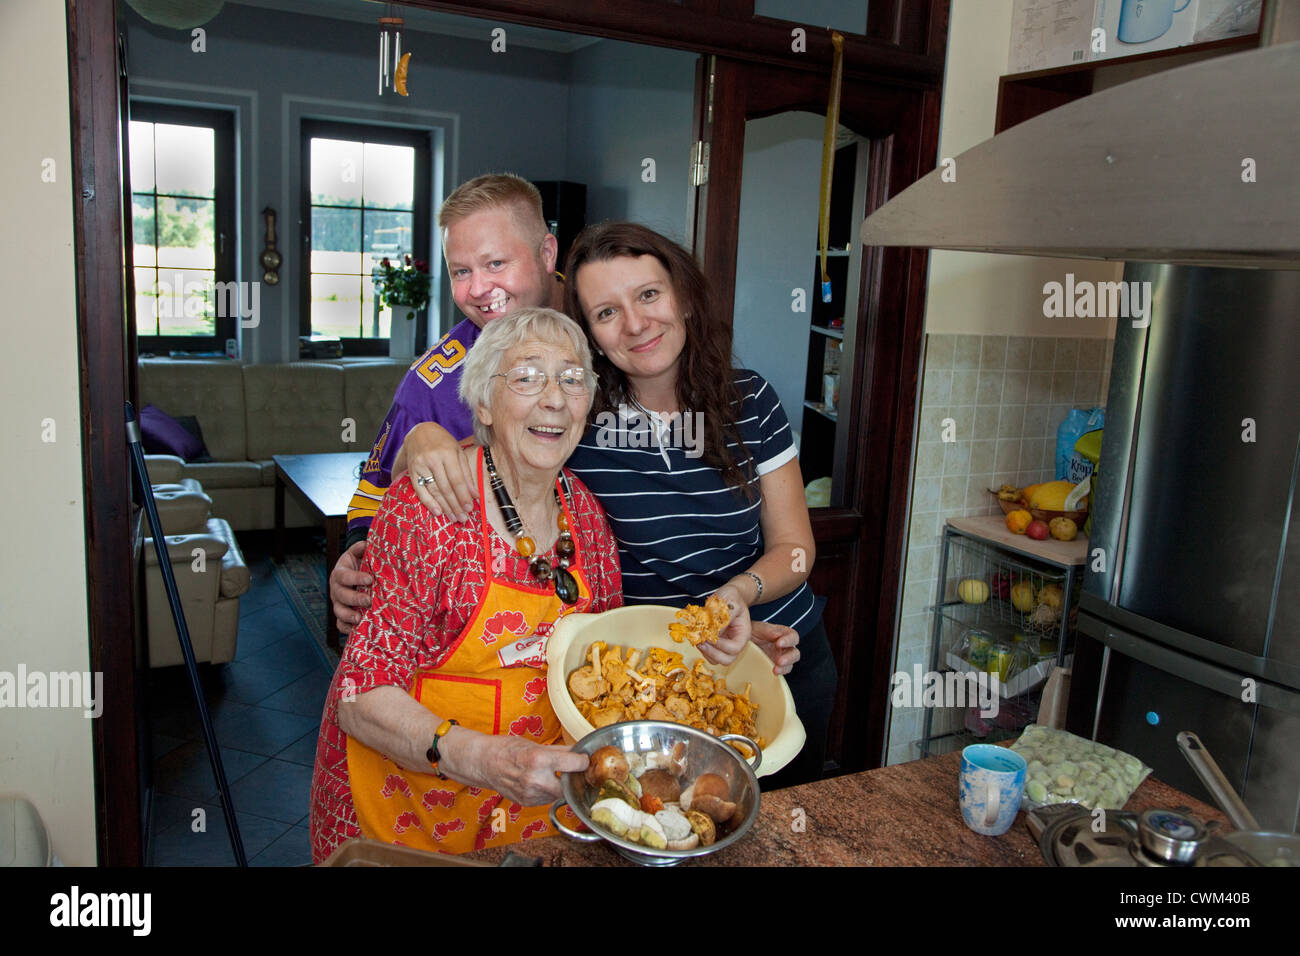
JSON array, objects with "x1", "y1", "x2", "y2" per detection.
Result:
[
  {"x1": 0, "y1": 0, "x2": 98, "y2": 865},
  {"x1": 731, "y1": 111, "x2": 826, "y2": 428},
  {"x1": 925, "y1": 0, "x2": 1119, "y2": 340},
  {"x1": 564, "y1": 40, "x2": 697, "y2": 241}
]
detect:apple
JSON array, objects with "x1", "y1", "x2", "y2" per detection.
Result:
[
  {"x1": 1026, "y1": 520, "x2": 1050, "y2": 540},
  {"x1": 990, "y1": 570, "x2": 1011, "y2": 600}
]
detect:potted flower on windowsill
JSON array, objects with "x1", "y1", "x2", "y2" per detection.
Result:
[{"x1": 374, "y1": 254, "x2": 431, "y2": 359}]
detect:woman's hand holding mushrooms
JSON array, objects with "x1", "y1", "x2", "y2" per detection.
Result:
[
  {"x1": 439, "y1": 729, "x2": 589, "y2": 807},
  {"x1": 696, "y1": 584, "x2": 800, "y2": 676},
  {"x1": 694, "y1": 582, "x2": 750, "y2": 668}
]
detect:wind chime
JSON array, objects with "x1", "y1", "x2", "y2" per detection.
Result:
[{"x1": 378, "y1": 7, "x2": 411, "y2": 96}]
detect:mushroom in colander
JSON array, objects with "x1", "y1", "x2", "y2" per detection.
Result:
[
  {"x1": 682, "y1": 773, "x2": 736, "y2": 824},
  {"x1": 654, "y1": 807, "x2": 699, "y2": 850},
  {"x1": 589, "y1": 799, "x2": 668, "y2": 849},
  {"x1": 585, "y1": 745, "x2": 630, "y2": 788}
]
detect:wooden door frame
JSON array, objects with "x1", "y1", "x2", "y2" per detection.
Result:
[
  {"x1": 71, "y1": 0, "x2": 948, "y2": 863},
  {"x1": 67, "y1": 0, "x2": 142, "y2": 865},
  {"x1": 690, "y1": 26, "x2": 946, "y2": 769}
]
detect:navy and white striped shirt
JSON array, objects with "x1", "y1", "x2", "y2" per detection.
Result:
[{"x1": 566, "y1": 369, "x2": 820, "y2": 637}]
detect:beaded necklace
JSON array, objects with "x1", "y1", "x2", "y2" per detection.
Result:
[{"x1": 483, "y1": 446, "x2": 579, "y2": 604}]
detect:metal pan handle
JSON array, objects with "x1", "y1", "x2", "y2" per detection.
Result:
[
  {"x1": 548, "y1": 798, "x2": 601, "y2": 842},
  {"x1": 1176, "y1": 730, "x2": 1260, "y2": 831},
  {"x1": 719, "y1": 733, "x2": 763, "y2": 774}
]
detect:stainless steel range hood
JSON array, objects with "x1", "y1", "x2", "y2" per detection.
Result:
[{"x1": 860, "y1": 36, "x2": 1300, "y2": 269}]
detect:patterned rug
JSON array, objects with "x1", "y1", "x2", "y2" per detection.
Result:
[{"x1": 273, "y1": 552, "x2": 340, "y2": 667}]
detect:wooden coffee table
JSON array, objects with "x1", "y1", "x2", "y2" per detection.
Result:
[{"x1": 273, "y1": 452, "x2": 367, "y2": 648}]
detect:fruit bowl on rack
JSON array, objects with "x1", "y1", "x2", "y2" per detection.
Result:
[
  {"x1": 991, "y1": 482, "x2": 1087, "y2": 526},
  {"x1": 994, "y1": 495, "x2": 1087, "y2": 525}
]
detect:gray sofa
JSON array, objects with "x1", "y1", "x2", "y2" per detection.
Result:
[{"x1": 140, "y1": 358, "x2": 409, "y2": 531}]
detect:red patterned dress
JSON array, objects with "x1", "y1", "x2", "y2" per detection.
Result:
[{"x1": 309, "y1": 464, "x2": 621, "y2": 862}]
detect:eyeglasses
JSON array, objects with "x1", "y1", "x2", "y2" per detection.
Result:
[{"x1": 492, "y1": 366, "x2": 589, "y2": 396}]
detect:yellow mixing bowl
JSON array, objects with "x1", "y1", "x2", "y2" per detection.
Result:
[{"x1": 546, "y1": 605, "x2": 806, "y2": 777}]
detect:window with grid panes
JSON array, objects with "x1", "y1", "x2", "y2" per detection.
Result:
[
  {"x1": 300, "y1": 120, "x2": 432, "y2": 355},
  {"x1": 129, "y1": 103, "x2": 236, "y2": 352}
]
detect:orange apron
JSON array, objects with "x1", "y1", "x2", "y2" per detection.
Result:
[{"x1": 346, "y1": 452, "x2": 590, "y2": 853}]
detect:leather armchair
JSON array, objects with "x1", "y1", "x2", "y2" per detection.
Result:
[{"x1": 144, "y1": 483, "x2": 251, "y2": 668}]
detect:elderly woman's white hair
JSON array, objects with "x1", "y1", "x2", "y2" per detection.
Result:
[{"x1": 458, "y1": 307, "x2": 597, "y2": 447}]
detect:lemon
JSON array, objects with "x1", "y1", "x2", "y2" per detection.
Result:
[{"x1": 958, "y1": 578, "x2": 989, "y2": 604}]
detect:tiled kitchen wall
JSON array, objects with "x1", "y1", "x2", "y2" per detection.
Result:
[{"x1": 884, "y1": 334, "x2": 1114, "y2": 766}]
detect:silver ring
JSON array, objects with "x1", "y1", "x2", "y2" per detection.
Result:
[{"x1": 415, "y1": 474, "x2": 436, "y2": 487}]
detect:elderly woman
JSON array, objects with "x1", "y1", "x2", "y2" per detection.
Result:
[{"x1": 309, "y1": 308, "x2": 622, "y2": 861}]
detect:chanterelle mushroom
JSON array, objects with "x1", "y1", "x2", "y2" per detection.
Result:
[
  {"x1": 603, "y1": 653, "x2": 632, "y2": 693},
  {"x1": 589, "y1": 704, "x2": 624, "y2": 728},
  {"x1": 567, "y1": 666, "x2": 608, "y2": 702}
]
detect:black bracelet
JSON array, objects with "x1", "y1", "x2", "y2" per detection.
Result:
[
  {"x1": 426, "y1": 718, "x2": 458, "y2": 780},
  {"x1": 740, "y1": 570, "x2": 763, "y2": 602}
]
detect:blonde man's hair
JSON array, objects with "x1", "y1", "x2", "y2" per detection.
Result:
[{"x1": 438, "y1": 173, "x2": 547, "y2": 246}]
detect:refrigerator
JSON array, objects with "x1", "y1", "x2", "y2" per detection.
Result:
[{"x1": 1065, "y1": 263, "x2": 1300, "y2": 832}]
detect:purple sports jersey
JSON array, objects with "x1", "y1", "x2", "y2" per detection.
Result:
[{"x1": 345, "y1": 317, "x2": 481, "y2": 540}]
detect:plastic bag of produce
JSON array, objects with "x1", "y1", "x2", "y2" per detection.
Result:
[
  {"x1": 1011, "y1": 724, "x2": 1151, "y2": 811},
  {"x1": 1055, "y1": 407, "x2": 1104, "y2": 482}
]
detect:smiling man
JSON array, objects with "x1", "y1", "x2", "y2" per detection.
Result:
[{"x1": 333, "y1": 174, "x2": 565, "y2": 632}]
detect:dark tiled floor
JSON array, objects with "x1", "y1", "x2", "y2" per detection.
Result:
[{"x1": 147, "y1": 532, "x2": 335, "y2": 867}]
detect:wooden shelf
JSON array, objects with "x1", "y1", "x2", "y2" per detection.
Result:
[
  {"x1": 803, "y1": 399, "x2": 837, "y2": 422},
  {"x1": 995, "y1": 32, "x2": 1260, "y2": 134},
  {"x1": 946, "y1": 515, "x2": 1088, "y2": 568}
]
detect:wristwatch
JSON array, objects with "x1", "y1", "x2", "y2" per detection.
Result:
[{"x1": 426, "y1": 718, "x2": 457, "y2": 779}]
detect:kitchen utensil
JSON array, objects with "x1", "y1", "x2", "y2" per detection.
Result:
[
  {"x1": 546, "y1": 604, "x2": 805, "y2": 776},
  {"x1": 1026, "y1": 803, "x2": 1258, "y2": 867},
  {"x1": 548, "y1": 720, "x2": 762, "y2": 866},
  {"x1": 959, "y1": 744, "x2": 1026, "y2": 836},
  {"x1": 1137, "y1": 808, "x2": 1209, "y2": 863},
  {"x1": 1176, "y1": 731, "x2": 1300, "y2": 866}
]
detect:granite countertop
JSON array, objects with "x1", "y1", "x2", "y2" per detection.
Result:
[{"x1": 465, "y1": 752, "x2": 1229, "y2": 867}]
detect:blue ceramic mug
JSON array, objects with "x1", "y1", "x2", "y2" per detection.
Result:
[
  {"x1": 1118, "y1": 0, "x2": 1192, "y2": 44},
  {"x1": 959, "y1": 744, "x2": 1027, "y2": 836}
]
